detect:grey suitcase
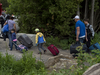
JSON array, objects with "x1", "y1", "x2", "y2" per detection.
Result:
[{"x1": 18, "y1": 34, "x2": 33, "y2": 48}]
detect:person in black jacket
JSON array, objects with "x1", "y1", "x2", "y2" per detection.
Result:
[{"x1": 84, "y1": 19, "x2": 95, "y2": 52}]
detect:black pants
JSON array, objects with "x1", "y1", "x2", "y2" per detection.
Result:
[{"x1": 84, "y1": 35, "x2": 91, "y2": 53}]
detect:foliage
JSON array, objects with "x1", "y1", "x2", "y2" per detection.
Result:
[
  {"x1": 0, "y1": 52, "x2": 47, "y2": 75},
  {"x1": 0, "y1": 0, "x2": 9, "y2": 10},
  {"x1": 6, "y1": 0, "x2": 82, "y2": 37},
  {"x1": 91, "y1": 32, "x2": 100, "y2": 44}
]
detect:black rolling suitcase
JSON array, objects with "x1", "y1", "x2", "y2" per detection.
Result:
[
  {"x1": 18, "y1": 34, "x2": 33, "y2": 48},
  {"x1": 70, "y1": 41, "x2": 87, "y2": 54}
]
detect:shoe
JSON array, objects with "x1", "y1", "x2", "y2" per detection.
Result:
[
  {"x1": 38, "y1": 52, "x2": 42, "y2": 54},
  {"x1": 44, "y1": 50, "x2": 47, "y2": 54}
]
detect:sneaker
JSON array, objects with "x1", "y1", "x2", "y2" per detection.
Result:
[
  {"x1": 44, "y1": 50, "x2": 47, "y2": 54},
  {"x1": 38, "y1": 52, "x2": 42, "y2": 55}
]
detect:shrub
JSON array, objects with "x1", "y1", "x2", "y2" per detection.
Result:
[{"x1": 0, "y1": 52, "x2": 47, "y2": 75}]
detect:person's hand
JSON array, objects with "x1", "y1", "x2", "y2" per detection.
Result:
[
  {"x1": 36, "y1": 44, "x2": 38, "y2": 46},
  {"x1": 86, "y1": 38, "x2": 88, "y2": 41},
  {"x1": 76, "y1": 38, "x2": 79, "y2": 41}
]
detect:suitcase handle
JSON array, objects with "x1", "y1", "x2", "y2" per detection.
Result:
[{"x1": 51, "y1": 46, "x2": 58, "y2": 55}]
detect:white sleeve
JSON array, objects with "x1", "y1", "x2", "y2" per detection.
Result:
[{"x1": 90, "y1": 25, "x2": 95, "y2": 36}]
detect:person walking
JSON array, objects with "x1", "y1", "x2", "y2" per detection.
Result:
[
  {"x1": 73, "y1": 15, "x2": 86, "y2": 43},
  {"x1": 4, "y1": 16, "x2": 16, "y2": 50},
  {"x1": 84, "y1": 19, "x2": 94, "y2": 52},
  {"x1": 35, "y1": 28, "x2": 47, "y2": 54}
]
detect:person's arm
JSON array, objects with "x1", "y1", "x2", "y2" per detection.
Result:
[
  {"x1": 86, "y1": 30, "x2": 88, "y2": 41},
  {"x1": 76, "y1": 27, "x2": 80, "y2": 41},
  {"x1": 35, "y1": 33, "x2": 38, "y2": 45},
  {"x1": 90, "y1": 25, "x2": 95, "y2": 37},
  {"x1": 4, "y1": 21, "x2": 7, "y2": 26},
  {"x1": 13, "y1": 24, "x2": 16, "y2": 32}
]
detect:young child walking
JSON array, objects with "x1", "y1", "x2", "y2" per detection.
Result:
[
  {"x1": 10, "y1": 29, "x2": 17, "y2": 51},
  {"x1": 35, "y1": 28, "x2": 47, "y2": 54}
]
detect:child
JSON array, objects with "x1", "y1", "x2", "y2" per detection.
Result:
[
  {"x1": 84, "y1": 19, "x2": 95, "y2": 52},
  {"x1": 35, "y1": 28, "x2": 47, "y2": 54},
  {"x1": 10, "y1": 29, "x2": 17, "y2": 51}
]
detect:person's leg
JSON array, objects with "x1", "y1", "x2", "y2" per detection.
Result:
[
  {"x1": 14, "y1": 41, "x2": 17, "y2": 50},
  {"x1": 86, "y1": 36, "x2": 91, "y2": 53},
  {"x1": 38, "y1": 43, "x2": 42, "y2": 54},
  {"x1": 11, "y1": 42, "x2": 13, "y2": 50},
  {"x1": 41, "y1": 43, "x2": 47, "y2": 54},
  {"x1": 7, "y1": 31, "x2": 12, "y2": 49},
  {"x1": 79, "y1": 37, "x2": 85, "y2": 43}
]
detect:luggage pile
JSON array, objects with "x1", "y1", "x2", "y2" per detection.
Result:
[
  {"x1": 70, "y1": 41, "x2": 87, "y2": 54},
  {"x1": 16, "y1": 34, "x2": 33, "y2": 53}
]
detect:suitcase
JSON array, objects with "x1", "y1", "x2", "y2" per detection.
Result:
[
  {"x1": 13, "y1": 42, "x2": 28, "y2": 53},
  {"x1": 70, "y1": 42, "x2": 87, "y2": 54},
  {"x1": 18, "y1": 34, "x2": 33, "y2": 48},
  {"x1": 89, "y1": 43, "x2": 100, "y2": 50},
  {"x1": 48, "y1": 44, "x2": 59, "y2": 56}
]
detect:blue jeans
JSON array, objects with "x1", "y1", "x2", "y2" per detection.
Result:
[
  {"x1": 38, "y1": 43, "x2": 45, "y2": 52},
  {"x1": 7, "y1": 30, "x2": 12, "y2": 49},
  {"x1": 79, "y1": 37, "x2": 85, "y2": 43},
  {"x1": 11, "y1": 41, "x2": 17, "y2": 50}
]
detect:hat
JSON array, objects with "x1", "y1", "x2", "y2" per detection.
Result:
[
  {"x1": 73, "y1": 15, "x2": 80, "y2": 19},
  {"x1": 35, "y1": 28, "x2": 39, "y2": 32}
]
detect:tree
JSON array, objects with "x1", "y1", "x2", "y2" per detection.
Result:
[
  {"x1": 0, "y1": 0, "x2": 9, "y2": 10},
  {"x1": 90, "y1": 0, "x2": 95, "y2": 28},
  {"x1": 84, "y1": 0, "x2": 88, "y2": 19},
  {"x1": 7, "y1": 0, "x2": 82, "y2": 37}
]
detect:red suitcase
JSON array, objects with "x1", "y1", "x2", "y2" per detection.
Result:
[{"x1": 48, "y1": 44, "x2": 59, "y2": 56}]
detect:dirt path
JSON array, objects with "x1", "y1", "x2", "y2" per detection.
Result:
[{"x1": 0, "y1": 38, "x2": 73, "y2": 63}]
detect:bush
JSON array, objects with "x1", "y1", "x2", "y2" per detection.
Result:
[
  {"x1": 0, "y1": 52, "x2": 47, "y2": 75},
  {"x1": 91, "y1": 32, "x2": 100, "y2": 44}
]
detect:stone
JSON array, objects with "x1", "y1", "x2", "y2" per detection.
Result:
[
  {"x1": 26, "y1": 34, "x2": 36, "y2": 46},
  {"x1": 45, "y1": 54, "x2": 77, "y2": 70},
  {"x1": 83, "y1": 63, "x2": 100, "y2": 75}
]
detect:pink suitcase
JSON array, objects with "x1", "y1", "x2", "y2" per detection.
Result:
[{"x1": 48, "y1": 44, "x2": 59, "y2": 56}]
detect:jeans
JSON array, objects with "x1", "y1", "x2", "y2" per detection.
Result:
[
  {"x1": 11, "y1": 41, "x2": 17, "y2": 50},
  {"x1": 79, "y1": 37, "x2": 85, "y2": 43},
  {"x1": 38, "y1": 43, "x2": 45, "y2": 52},
  {"x1": 7, "y1": 30, "x2": 12, "y2": 49}
]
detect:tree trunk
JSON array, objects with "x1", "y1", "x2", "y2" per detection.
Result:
[
  {"x1": 77, "y1": 4, "x2": 80, "y2": 18},
  {"x1": 84, "y1": 0, "x2": 88, "y2": 19},
  {"x1": 90, "y1": 0, "x2": 95, "y2": 28}
]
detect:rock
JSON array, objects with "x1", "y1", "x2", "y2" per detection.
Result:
[
  {"x1": 26, "y1": 34, "x2": 36, "y2": 46},
  {"x1": 45, "y1": 54, "x2": 77, "y2": 70},
  {"x1": 83, "y1": 63, "x2": 100, "y2": 75}
]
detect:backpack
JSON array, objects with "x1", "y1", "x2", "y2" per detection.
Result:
[
  {"x1": 0, "y1": 16, "x2": 4, "y2": 22},
  {"x1": 86, "y1": 25, "x2": 92, "y2": 37}
]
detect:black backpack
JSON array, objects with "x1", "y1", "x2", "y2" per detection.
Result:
[
  {"x1": 87, "y1": 25, "x2": 92, "y2": 37},
  {"x1": 0, "y1": 16, "x2": 4, "y2": 22}
]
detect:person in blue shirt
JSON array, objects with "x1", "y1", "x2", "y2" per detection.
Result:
[
  {"x1": 73, "y1": 15, "x2": 86, "y2": 43},
  {"x1": 11, "y1": 29, "x2": 17, "y2": 51}
]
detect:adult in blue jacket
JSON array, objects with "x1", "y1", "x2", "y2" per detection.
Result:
[{"x1": 73, "y1": 15, "x2": 86, "y2": 43}]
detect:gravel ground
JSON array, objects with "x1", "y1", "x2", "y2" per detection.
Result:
[{"x1": 0, "y1": 38, "x2": 73, "y2": 63}]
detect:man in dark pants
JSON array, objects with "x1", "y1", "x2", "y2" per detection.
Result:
[{"x1": 84, "y1": 19, "x2": 94, "y2": 52}]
